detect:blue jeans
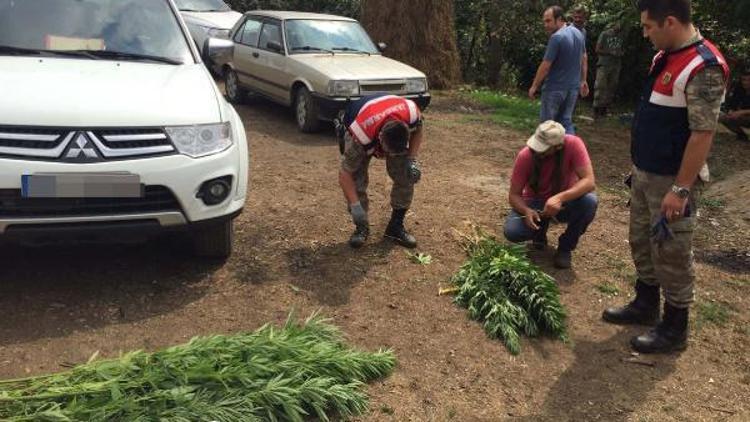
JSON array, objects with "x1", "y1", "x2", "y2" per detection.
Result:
[
  {"x1": 504, "y1": 193, "x2": 598, "y2": 252},
  {"x1": 540, "y1": 89, "x2": 579, "y2": 134}
]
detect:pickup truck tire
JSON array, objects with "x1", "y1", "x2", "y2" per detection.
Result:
[
  {"x1": 192, "y1": 219, "x2": 233, "y2": 259},
  {"x1": 225, "y1": 68, "x2": 247, "y2": 104},
  {"x1": 295, "y1": 86, "x2": 321, "y2": 133}
]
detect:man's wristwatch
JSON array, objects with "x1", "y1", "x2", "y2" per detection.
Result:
[{"x1": 671, "y1": 185, "x2": 690, "y2": 199}]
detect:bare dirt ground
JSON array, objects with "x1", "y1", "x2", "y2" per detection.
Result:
[{"x1": 1, "y1": 90, "x2": 748, "y2": 421}]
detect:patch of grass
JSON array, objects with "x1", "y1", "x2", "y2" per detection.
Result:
[
  {"x1": 406, "y1": 251, "x2": 432, "y2": 266},
  {"x1": 596, "y1": 282, "x2": 621, "y2": 296},
  {"x1": 602, "y1": 255, "x2": 636, "y2": 284},
  {"x1": 447, "y1": 406, "x2": 457, "y2": 419},
  {"x1": 725, "y1": 278, "x2": 750, "y2": 288},
  {"x1": 696, "y1": 301, "x2": 733, "y2": 328},
  {"x1": 699, "y1": 197, "x2": 726, "y2": 210},
  {"x1": 467, "y1": 90, "x2": 539, "y2": 132}
]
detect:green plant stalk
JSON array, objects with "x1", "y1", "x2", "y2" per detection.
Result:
[
  {"x1": 0, "y1": 313, "x2": 395, "y2": 422},
  {"x1": 452, "y1": 232, "x2": 567, "y2": 354}
]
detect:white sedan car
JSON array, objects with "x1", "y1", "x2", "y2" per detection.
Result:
[
  {"x1": 175, "y1": 0, "x2": 242, "y2": 54},
  {"x1": 215, "y1": 11, "x2": 431, "y2": 133}
]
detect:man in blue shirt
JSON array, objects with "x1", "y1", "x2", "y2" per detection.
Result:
[{"x1": 529, "y1": 6, "x2": 589, "y2": 134}]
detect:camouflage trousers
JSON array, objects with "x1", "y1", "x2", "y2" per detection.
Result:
[
  {"x1": 342, "y1": 134, "x2": 415, "y2": 211},
  {"x1": 629, "y1": 166, "x2": 703, "y2": 308},
  {"x1": 593, "y1": 62, "x2": 621, "y2": 109}
]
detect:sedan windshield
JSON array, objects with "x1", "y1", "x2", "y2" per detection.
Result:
[
  {"x1": 285, "y1": 20, "x2": 379, "y2": 54},
  {"x1": 174, "y1": 0, "x2": 230, "y2": 12},
  {"x1": 0, "y1": 0, "x2": 193, "y2": 63}
]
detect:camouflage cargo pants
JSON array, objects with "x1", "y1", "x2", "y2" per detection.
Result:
[
  {"x1": 593, "y1": 62, "x2": 621, "y2": 109},
  {"x1": 341, "y1": 133, "x2": 415, "y2": 211},
  {"x1": 629, "y1": 166, "x2": 703, "y2": 308}
]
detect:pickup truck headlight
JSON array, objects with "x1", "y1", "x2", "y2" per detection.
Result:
[
  {"x1": 206, "y1": 28, "x2": 231, "y2": 39},
  {"x1": 406, "y1": 78, "x2": 428, "y2": 93},
  {"x1": 328, "y1": 80, "x2": 360, "y2": 97},
  {"x1": 166, "y1": 122, "x2": 232, "y2": 158}
]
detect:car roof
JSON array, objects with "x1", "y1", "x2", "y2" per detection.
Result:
[{"x1": 242, "y1": 10, "x2": 357, "y2": 22}]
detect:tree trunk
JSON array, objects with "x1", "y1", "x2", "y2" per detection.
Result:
[{"x1": 361, "y1": 0, "x2": 462, "y2": 89}]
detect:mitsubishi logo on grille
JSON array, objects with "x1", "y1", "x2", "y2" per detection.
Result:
[{"x1": 64, "y1": 132, "x2": 101, "y2": 162}]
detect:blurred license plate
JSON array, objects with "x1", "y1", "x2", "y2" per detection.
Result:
[{"x1": 21, "y1": 173, "x2": 142, "y2": 198}]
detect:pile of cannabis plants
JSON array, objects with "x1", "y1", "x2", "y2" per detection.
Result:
[
  {"x1": 452, "y1": 232, "x2": 567, "y2": 354},
  {"x1": 0, "y1": 313, "x2": 395, "y2": 422}
]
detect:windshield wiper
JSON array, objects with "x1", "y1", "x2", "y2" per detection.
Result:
[
  {"x1": 0, "y1": 45, "x2": 43, "y2": 56},
  {"x1": 332, "y1": 47, "x2": 371, "y2": 56},
  {"x1": 0, "y1": 45, "x2": 100, "y2": 59},
  {"x1": 291, "y1": 46, "x2": 334, "y2": 55},
  {"x1": 71, "y1": 50, "x2": 183, "y2": 65}
]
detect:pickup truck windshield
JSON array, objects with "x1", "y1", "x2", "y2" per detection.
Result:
[{"x1": 0, "y1": 0, "x2": 193, "y2": 64}]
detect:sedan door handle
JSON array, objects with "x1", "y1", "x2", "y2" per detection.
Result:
[{"x1": 252, "y1": 52, "x2": 259, "y2": 58}]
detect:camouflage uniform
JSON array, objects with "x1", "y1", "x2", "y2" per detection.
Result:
[
  {"x1": 593, "y1": 27, "x2": 625, "y2": 110},
  {"x1": 340, "y1": 132, "x2": 414, "y2": 212},
  {"x1": 629, "y1": 33, "x2": 726, "y2": 308}
]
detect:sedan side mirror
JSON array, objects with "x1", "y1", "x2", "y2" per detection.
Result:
[
  {"x1": 377, "y1": 42, "x2": 387, "y2": 52},
  {"x1": 204, "y1": 37, "x2": 234, "y2": 67},
  {"x1": 266, "y1": 41, "x2": 284, "y2": 54}
]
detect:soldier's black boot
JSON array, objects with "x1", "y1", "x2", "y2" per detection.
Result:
[
  {"x1": 349, "y1": 224, "x2": 369, "y2": 248},
  {"x1": 630, "y1": 302, "x2": 688, "y2": 354},
  {"x1": 385, "y1": 208, "x2": 417, "y2": 249},
  {"x1": 602, "y1": 280, "x2": 660, "y2": 325}
]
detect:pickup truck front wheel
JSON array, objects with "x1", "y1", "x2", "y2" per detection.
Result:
[{"x1": 192, "y1": 219, "x2": 233, "y2": 259}]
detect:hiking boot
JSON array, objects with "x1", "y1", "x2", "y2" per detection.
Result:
[
  {"x1": 385, "y1": 208, "x2": 417, "y2": 249},
  {"x1": 602, "y1": 280, "x2": 660, "y2": 326},
  {"x1": 630, "y1": 302, "x2": 688, "y2": 354},
  {"x1": 349, "y1": 224, "x2": 369, "y2": 248},
  {"x1": 553, "y1": 249, "x2": 572, "y2": 269}
]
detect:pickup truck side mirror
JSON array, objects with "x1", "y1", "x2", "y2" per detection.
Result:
[
  {"x1": 266, "y1": 41, "x2": 284, "y2": 54},
  {"x1": 377, "y1": 42, "x2": 387, "y2": 52}
]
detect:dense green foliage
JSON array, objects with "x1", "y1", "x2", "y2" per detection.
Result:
[
  {"x1": 452, "y1": 234, "x2": 567, "y2": 355},
  {"x1": 0, "y1": 314, "x2": 394, "y2": 422},
  {"x1": 221, "y1": 0, "x2": 748, "y2": 98},
  {"x1": 456, "y1": 0, "x2": 750, "y2": 97}
]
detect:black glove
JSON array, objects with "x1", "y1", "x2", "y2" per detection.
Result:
[{"x1": 407, "y1": 159, "x2": 421, "y2": 184}]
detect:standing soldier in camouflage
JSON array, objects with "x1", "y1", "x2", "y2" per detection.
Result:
[
  {"x1": 338, "y1": 94, "x2": 424, "y2": 249},
  {"x1": 593, "y1": 23, "x2": 626, "y2": 118},
  {"x1": 602, "y1": 0, "x2": 728, "y2": 354}
]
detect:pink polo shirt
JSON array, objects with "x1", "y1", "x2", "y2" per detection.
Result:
[{"x1": 510, "y1": 135, "x2": 591, "y2": 201}]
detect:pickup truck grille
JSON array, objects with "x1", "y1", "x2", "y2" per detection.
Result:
[
  {"x1": 0, "y1": 186, "x2": 181, "y2": 217},
  {"x1": 0, "y1": 127, "x2": 176, "y2": 161}
]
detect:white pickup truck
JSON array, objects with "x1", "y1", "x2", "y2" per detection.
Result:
[{"x1": 0, "y1": 0, "x2": 248, "y2": 258}]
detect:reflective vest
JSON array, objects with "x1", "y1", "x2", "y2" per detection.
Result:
[
  {"x1": 345, "y1": 94, "x2": 421, "y2": 156},
  {"x1": 631, "y1": 39, "x2": 728, "y2": 175}
]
